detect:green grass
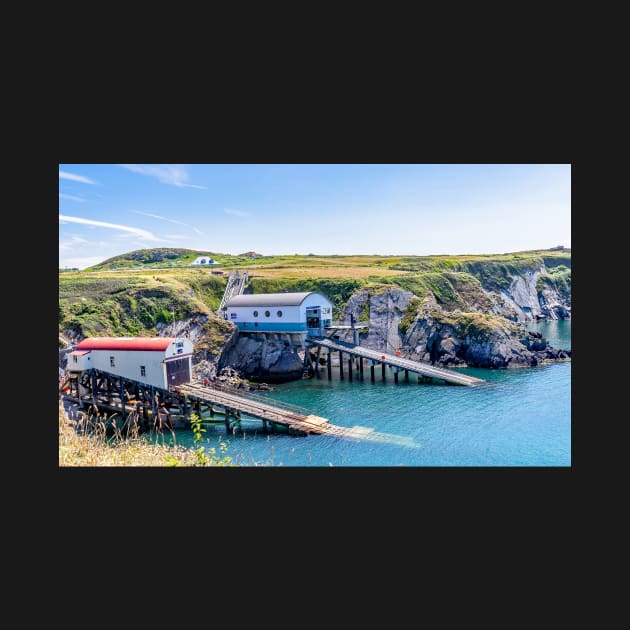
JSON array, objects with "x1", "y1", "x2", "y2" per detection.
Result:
[
  {"x1": 61, "y1": 248, "x2": 570, "y2": 338},
  {"x1": 536, "y1": 265, "x2": 571, "y2": 303},
  {"x1": 59, "y1": 273, "x2": 222, "y2": 338}
]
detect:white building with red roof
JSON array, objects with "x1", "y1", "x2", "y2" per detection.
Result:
[{"x1": 68, "y1": 337, "x2": 193, "y2": 389}]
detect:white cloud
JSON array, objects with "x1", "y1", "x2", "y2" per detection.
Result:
[
  {"x1": 59, "y1": 193, "x2": 86, "y2": 202},
  {"x1": 129, "y1": 209, "x2": 204, "y2": 235},
  {"x1": 59, "y1": 171, "x2": 97, "y2": 185},
  {"x1": 59, "y1": 214, "x2": 163, "y2": 241},
  {"x1": 59, "y1": 235, "x2": 90, "y2": 251},
  {"x1": 120, "y1": 164, "x2": 207, "y2": 189},
  {"x1": 224, "y1": 208, "x2": 251, "y2": 217}
]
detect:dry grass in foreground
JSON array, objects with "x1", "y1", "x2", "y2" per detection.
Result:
[{"x1": 58, "y1": 403, "x2": 233, "y2": 467}]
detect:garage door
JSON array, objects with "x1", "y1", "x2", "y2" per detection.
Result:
[{"x1": 166, "y1": 358, "x2": 190, "y2": 386}]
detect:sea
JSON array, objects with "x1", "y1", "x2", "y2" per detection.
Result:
[{"x1": 155, "y1": 320, "x2": 571, "y2": 467}]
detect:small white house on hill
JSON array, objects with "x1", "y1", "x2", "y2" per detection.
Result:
[
  {"x1": 68, "y1": 337, "x2": 194, "y2": 389},
  {"x1": 225, "y1": 292, "x2": 333, "y2": 337},
  {"x1": 189, "y1": 256, "x2": 220, "y2": 266}
]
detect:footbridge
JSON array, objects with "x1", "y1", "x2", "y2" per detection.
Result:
[
  {"x1": 305, "y1": 337, "x2": 484, "y2": 386},
  {"x1": 217, "y1": 270, "x2": 249, "y2": 315}
]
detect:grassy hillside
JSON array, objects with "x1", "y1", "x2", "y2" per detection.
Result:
[{"x1": 59, "y1": 248, "x2": 571, "y2": 337}]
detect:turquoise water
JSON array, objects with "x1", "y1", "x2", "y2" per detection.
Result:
[{"x1": 161, "y1": 320, "x2": 571, "y2": 467}]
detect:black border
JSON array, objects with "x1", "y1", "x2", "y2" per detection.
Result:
[{"x1": 49, "y1": 107, "x2": 579, "y2": 538}]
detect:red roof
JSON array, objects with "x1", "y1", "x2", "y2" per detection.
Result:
[
  {"x1": 69, "y1": 350, "x2": 91, "y2": 356},
  {"x1": 76, "y1": 337, "x2": 176, "y2": 352}
]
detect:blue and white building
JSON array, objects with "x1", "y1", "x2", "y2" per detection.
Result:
[{"x1": 224, "y1": 292, "x2": 333, "y2": 337}]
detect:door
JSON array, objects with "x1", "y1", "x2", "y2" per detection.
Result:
[
  {"x1": 306, "y1": 307, "x2": 321, "y2": 336},
  {"x1": 166, "y1": 358, "x2": 190, "y2": 386}
]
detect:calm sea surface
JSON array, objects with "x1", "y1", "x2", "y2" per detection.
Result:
[{"x1": 157, "y1": 320, "x2": 571, "y2": 467}]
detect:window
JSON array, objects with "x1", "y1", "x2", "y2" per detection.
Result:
[
  {"x1": 277, "y1": 310, "x2": 283, "y2": 317},
  {"x1": 110, "y1": 356, "x2": 116, "y2": 367},
  {"x1": 253, "y1": 310, "x2": 259, "y2": 317},
  {"x1": 140, "y1": 366, "x2": 146, "y2": 377},
  {"x1": 265, "y1": 310, "x2": 270, "y2": 317},
  {"x1": 176, "y1": 341, "x2": 184, "y2": 348},
  {"x1": 72, "y1": 355, "x2": 78, "y2": 364}
]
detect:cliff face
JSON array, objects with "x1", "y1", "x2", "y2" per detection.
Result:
[
  {"x1": 338, "y1": 288, "x2": 414, "y2": 351},
  {"x1": 337, "y1": 278, "x2": 571, "y2": 369},
  {"x1": 401, "y1": 307, "x2": 570, "y2": 368},
  {"x1": 496, "y1": 267, "x2": 571, "y2": 321},
  {"x1": 220, "y1": 335, "x2": 304, "y2": 382}
]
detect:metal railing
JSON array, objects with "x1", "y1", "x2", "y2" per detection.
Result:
[{"x1": 201, "y1": 382, "x2": 311, "y2": 416}]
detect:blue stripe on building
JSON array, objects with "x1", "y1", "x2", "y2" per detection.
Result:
[{"x1": 235, "y1": 322, "x2": 332, "y2": 333}]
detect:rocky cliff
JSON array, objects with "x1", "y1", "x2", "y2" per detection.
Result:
[
  {"x1": 400, "y1": 303, "x2": 570, "y2": 368},
  {"x1": 336, "y1": 276, "x2": 571, "y2": 369},
  {"x1": 220, "y1": 335, "x2": 305, "y2": 383},
  {"x1": 495, "y1": 266, "x2": 571, "y2": 321}
]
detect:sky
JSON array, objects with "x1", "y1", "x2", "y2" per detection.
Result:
[{"x1": 59, "y1": 164, "x2": 571, "y2": 269}]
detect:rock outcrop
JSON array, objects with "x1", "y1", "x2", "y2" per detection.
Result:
[
  {"x1": 220, "y1": 334, "x2": 305, "y2": 382},
  {"x1": 336, "y1": 287, "x2": 571, "y2": 369},
  {"x1": 496, "y1": 266, "x2": 571, "y2": 322},
  {"x1": 401, "y1": 307, "x2": 570, "y2": 368},
  {"x1": 337, "y1": 287, "x2": 415, "y2": 351}
]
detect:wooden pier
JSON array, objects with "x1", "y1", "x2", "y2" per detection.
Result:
[
  {"x1": 59, "y1": 368, "x2": 412, "y2": 443},
  {"x1": 305, "y1": 337, "x2": 484, "y2": 386}
]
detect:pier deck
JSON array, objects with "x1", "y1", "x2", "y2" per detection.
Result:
[{"x1": 307, "y1": 337, "x2": 484, "y2": 386}]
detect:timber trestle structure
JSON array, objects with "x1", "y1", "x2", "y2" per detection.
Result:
[
  {"x1": 304, "y1": 337, "x2": 484, "y2": 386},
  {"x1": 59, "y1": 367, "x2": 404, "y2": 441}
]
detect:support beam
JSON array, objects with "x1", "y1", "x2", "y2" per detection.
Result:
[
  {"x1": 119, "y1": 379, "x2": 125, "y2": 419},
  {"x1": 339, "y1": 351, "x2": 344, "y2": 379},
  {"x1": 371, "y1": 364, "x2": 375, "y2": 382},
  {"x1": 327, "y1": 351, "x2": 332, "y2": 380},
  {"x1": 90, "y1": 372, "x2": 98, "y2": 407},
  {"x1": 359, "y1": 357, "x2": 364, "y2": 380},
  {"x1": 405, "y1": 370, "x2": 409, "y2": 382},
  {"x1": 381, "y1": 362, "x2": 386, "y2": 380},
  {"x1": 394, "y1": 369, "x2": 399, "y2": 383},
  {"x1": 348, "y1": 357, "x2": 353, "y2": 381}
]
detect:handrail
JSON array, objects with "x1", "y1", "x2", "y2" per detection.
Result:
[{"x1": 185, "y1": 381, "x2": 311, "y2": 416}]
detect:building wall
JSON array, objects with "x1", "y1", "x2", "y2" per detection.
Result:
[
  {"x1": 70, "y1": 339, "x2": 193, "y2": 388},
  {"x1": 68, "y1": 353, "x2": 93, "y2": 371},
  {"x1": 226, "y1": 293, "x2": 333, "y2": 333}
]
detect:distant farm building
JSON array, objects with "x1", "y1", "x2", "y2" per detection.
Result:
[
  {"x1": 224, "y1": 292, "x2": 333, "y2": 337},
  {"x1": 68, "y1": 337, "x2": 193, "y2": 388},
  {"x1": 189, "y1": 256, "x2": 220, "y2": 266}
]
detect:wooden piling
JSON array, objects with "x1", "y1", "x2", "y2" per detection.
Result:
[
  {"x1": 381, "y1": 362, "x2": 386, "y2": 380},
  {"x1": 339, "y1": 351, "x2": 344, "y2": 379},
  {"x1": 348, "y1": 357, "x2": 353, "y2": 381},
  {"x1": 394, "y1": 370, "x2": 399, "y2": 383},
  {"x1": 327, "y1": 351, "x2": 332, "y2": 380},
  {"x1": 359, "y1": 357, "x2": 364, "y2": 380},
  {"x1": 371, "y1": 364, "x2": 375, "y2": 382}
]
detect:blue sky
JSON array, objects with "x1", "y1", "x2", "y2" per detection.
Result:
[{"x1": 59, "y1": 164, "x2": 571, "y2": 269}]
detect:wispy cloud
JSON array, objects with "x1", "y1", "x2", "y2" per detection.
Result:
[
  {"x1": 59, "y1": 235, "x2": 89, "y2": 251},
  {"x1": 59, "y1": 214, "x2": 163, "y2": 241},
  {"x1": 59, "y1": 171, "x2": 97, "y2": 185},
  {"x1": 224, "y1": 208, "x2": 251, "y2": 218},
  {"x1": 120, "y1": 164, "x2": 207, "y2": 189},
  {"x1": 59, "y1": 193, "x2": 86, "y2": 202},
  {"x1": 129, "y1": 209, "x2": 204, "y2": 235}
]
